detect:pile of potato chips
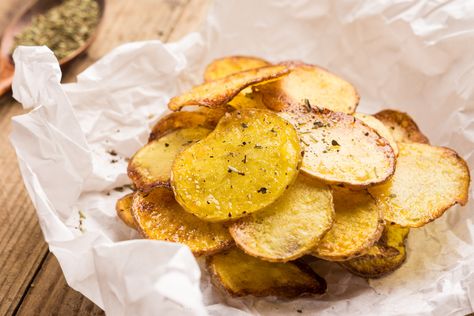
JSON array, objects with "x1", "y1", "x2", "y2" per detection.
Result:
[{"x1": 116, "y1": 56, "x2": 470, "y2": 298}]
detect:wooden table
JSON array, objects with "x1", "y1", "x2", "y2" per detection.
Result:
[{"x1": 0, "y1": 0, "x2": 209, "y2": 314}]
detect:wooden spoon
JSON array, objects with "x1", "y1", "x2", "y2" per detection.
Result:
[{"x1": 0, "y1": 0, "x2": 105, "y2": 96}]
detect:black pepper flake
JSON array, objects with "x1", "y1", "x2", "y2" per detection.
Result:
[
  {"x1": 364, "y1": 132, "x2": 369, "y2": 136},
  {"x1": 210, "y1": 155, "x2": 214, "y2": 158},
  {"x1": 206, "y1": 201, "x2": 210, "y2": 204},
  {"x1": 297, "y1": 310, "x2": 302, "y2": 314},
  {"x1": 331, "y1": 140, "x2": 340, "y2": 146},
  {"x1": 107, "y1": 149, "x2": 117, "y2": 156},
  {"x1": 110, "y1": 159, "x2": 118, "y2": 164},
  {"x1": 270, "y1": 128, "x2": 277, "y2": 133},
  {"x1": 243, "y1": 211, "x2": 247, "y2": 214},
  {"x1": 242, "y1": 155, "x2": 247, "y2": 163},
  {"x1": 313, "y1": 121, "x2": 325, "y2": 128},
  {"x1": 304, "y1": 98, "x2": 312, "y2": 111},
  {"x1": 257, "y1": 187, "x2": 267, "y2": 194},
  {"x1": 241, "y1": 123, "x2": 248, "y2": 128},
  {"x1": 228, "y1": 212, "x2": 232, "y2": 218},
  {"x1": 165, "y1": 143, "x2": 169, "y2": 147},
  {"x1": 242, "y1": 141, "x2": 247, "y2": 145}
]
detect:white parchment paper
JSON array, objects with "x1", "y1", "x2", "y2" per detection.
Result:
[{"x1": 9, "y1": 0, "x2": 474, "y2": 315}]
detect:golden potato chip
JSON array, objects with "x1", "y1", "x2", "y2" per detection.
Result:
[
  {"x1": 207, "y1": 248, "x2": 326, "y2": 297},
  {"x1": 172, "y1": 109, "x2": 301, "y2": 222},
  {"x1": 341, "y1": 224, "x2": 410, "y2": 278},
  {"x1": 257, "y1": 61, "x2": 359, "y2": 114},
  {"x1": 369, "y1": 143, "x2": 470, "y2": 227},
  {"x1": 148, "y1": 111, "x2": 215, "y2": 142},
  {"x1": 354, "y1": 113, "x2": 399, "y2": 156},
  {"x1": 230, "y1": 176, "x2": 334, "y2": 262},
  {"x1": 284, "y1": 108, "x2": 395, "y2": 188},
  {"x1": 374, "y1": 109, "x2": 429, "y2": 144},
  {"x1": 228, "y1": 90, "x2": 267, "y2": 110},
  {"x1": 168, "y1": 65, "x2": 289, "y2": 111},
  {"x1": 128, "y1": 127, "x2": 211, "y2": 191},
  {"x1": 204, "y1": 56, "x2": 270, "y2": 82},
  {"x1": 132, "y1": 187, "x2": 232, "y2": 255},
  {"x1": 116, "y1": 193, "x2": 136, "y2": 229},
  {"x1": 312, "y1": 189, "x2": 383, "y2": 261}
]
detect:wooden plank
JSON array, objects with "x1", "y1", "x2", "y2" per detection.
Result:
[
  {"x1": 16, "y1": 254, "x2": 104, "y2": 316},
  {"x1": 1, "y1": 0, "x2": 208, "y2": 314}
]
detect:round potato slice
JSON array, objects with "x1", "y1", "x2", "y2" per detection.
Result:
[
  {"x1": 230, "y1": 176, "x2": 334, "y2": 262},
  {"x1": 168, "y1": 65, "x2": 289, "y2": 111},
  {"x1": 171, "y1": 109, "x2": 302, "y2": 222},
  {"x1": 148, "y1": 111, "x2": 215, "y2": 142},
  {"x1": 341, "y1": 224, "x2": 410, "y2": 278},
  {"x1": 116, "y1": 193, "x2": 136, "y2": 229},
  {"x1": 207, "y1": 248, "x2": 326, "y2": 298},
  {"x1": 284, "y1": 108, "x2": 395, "y2": 188},
  {"x1": 132, "y1": 187, "x2": 233, "y2": 256},
  {"x1": 204, "y1": 56, "x2": 270, "y2": 82},
  {"x1": 354, "y1": 113, "x2": 399, "y2": 156},
  {"x1": 128, "y1": 127, "x2": 211, "y2": 191},
  {"x1": 257, "y1": 61, "x2": 359, "y2": 114},
  {"x1": 374, "y1": 109, "x2": 429, "y2": 144},
  {"x1": 312, "y1": 189, "x2": 384, "y2": 261},
  {"x1": 368, "y1": 143, "x2": 470, "y2": 227}
]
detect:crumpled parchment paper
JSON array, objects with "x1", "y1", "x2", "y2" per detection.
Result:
[{"x1": 9, "y1": 0, "x2": 474, "y2": 315}]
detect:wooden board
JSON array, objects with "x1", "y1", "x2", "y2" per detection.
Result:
[{"x1": 0, "y1": 0, "x2": 210, "y2": 314}]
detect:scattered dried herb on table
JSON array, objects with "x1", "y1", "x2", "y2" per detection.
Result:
[{"x1": 13, "y1": 0, "x2": 100, "y2": 60}]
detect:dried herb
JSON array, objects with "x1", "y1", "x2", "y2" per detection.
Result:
[
  {"x1": 257, "y1": 187, "x2": 267, "y2": 194},
  {"x1": 241, "y1": 123, "x2": 248, "y2": 128},
  {"x1": 228, "y1": 166, "x2": 245, "y2": 176},
  {"x1": 331, "y1": 140, "x2": 340, "y2": 146},
  {"x1": 13, "y1": 0, "x2": 100, "y2": 60},
  {"x1": 304, "y1": 98, "x2": 312, "y2": 111}
]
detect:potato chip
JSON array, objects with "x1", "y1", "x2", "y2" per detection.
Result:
[
  {"x1": 148, "y1": 111, "x2": 215, "y2": 142},
  {"x1": 368, "y1": 143, "x2": 470, "y2": 227},
  {"x1": 284, "y1": 108, "x2": 395, "y2": 187},
  {"x1": 207, "y1": 248, "x2": 326, "y2": 297},
  {"x1": 204, "y1": 56, "x2": 270, "y2": 82},
  {"x1": 257, "y1": 61, "x2": 359, "y2": 114},
  {"x1": 116, "y1": 193, "x2": 136, "y2": 229},
  {"x1": 341, "y1": 224, "x2": 410, "y2": 278},
  {"x1": 230, "y1": 176, "x2": 334, "y2": 262},
  {"x1": 354, "y1": 113, "x2": 399, "y2": 156},
  {"x1": 168, "y1": 65, "x2": 289, "y2": 111},
  {"x1": 132, "y1": 187, "x2": 233, "y2": 255},
  {"x1": 128, "y1": 127, "x2": 211, "y2": 191},
  {"x1": 171, "y1": 109, "x2": 301, "y2": 222},
  {"x1": 228, "y1": 90, "x2": 267, "y2": 109},
  {"x1": 374, "y1": 109, "x2": 429, "y2": 144},
  {"x1": 312, "y1": 189, "x2": 383, "y2": 261}
]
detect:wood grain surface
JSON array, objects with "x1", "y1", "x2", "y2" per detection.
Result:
[{"x1": 0, "y1": 0, "x2": 209, "y2": 314}]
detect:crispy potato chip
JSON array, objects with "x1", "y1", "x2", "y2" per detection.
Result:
[
  {"x1": 132, "y1": 187, "x2": 232, "y2": 255},
  {"x1": 341, "y1": 224, "x2": 410, "y2": 278},
  {"x1": 168, "y1": 65, "x2": 289, "y2": 111},
  {"x1": 368, "y1": 143, "x2": 470, "y2": 227},
  {"x1": 284, "y1": 108, "x2": 395, "y2": 187},
  {"x1": 149, "y1": 111, "x2": 215, "y2": 142},
  {"x1": 374, "y1": 109, "x2": 429, "y2": 144},
  {"x1": 204, "y1": 56, "x2": 270, "y2": 82},
  {"x1": 172, "y1": 109, "x2": 301, "y2": 222},
  {"x1": 230, "y1": 176, "x2": 334, "y2": 262},
  {"x1": 129, "y1": 127, "x2": 211, "y2": 191},
  {"x1": 354, "y1": 113, "x2": 399, "y2": 156},
  {"x1": 228, "y1": 90, "x2": 267, "y2": 109},
  {"x1": 257, "y1": 62, "x2": 359, "y2": 114},
  {"x1": 207, "y1": 248, "x2": 326, "y2": 297},
  {"x1": 116, "y1": 193, "x2": 136, "y2": 229},
  {"x1": 312, "y1": 189, "x2": 383, "y2": 261}
]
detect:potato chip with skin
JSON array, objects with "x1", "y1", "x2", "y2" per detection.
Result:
[
  {"x1": 230, "y1": 176, "x2": 334, "y2": 262},
  {"x1": 284, "y1": 108, "x2": 395, "y2": 188},
  {"x1": 204, "y1": 56, "x2": 270, "y2": 82},
  {"x1": 368, "y1": 143, "x2": 470, "y2": 227},
  {"x1": 374, "y1": 109, "x2": 429, "y2": 144},
  {"x1": 312, "y1": 189, "x2": 384, "y2": 261},
  {"x1": 258, "y1": 61, "x2": 359, "y2": 114},
  {"x1": 132, "y1": 187, "x2": 233, "y2": 256},
  {"x1": 148, "y1": 111, "x2": 216, "y2": 142},
  {"x1": 116, "y1": 193, "x2": 136, "y2": 229},
  {"x1": 207, "y1": 248, "x2": 326, "y2": 298},
  {"x1": 128, "y1": 127, "x2": 211, "y2": 192},
  {"x1": 341, "y1": 224, "x2": 410, "y2": 278},
  {"x1": 168, "y1": 65, "x2": 289, "y2": 111},
  {"x1": 354, "y1": 112, "x2": 399, "y2": 156},
  {"x1": 171, "y1": 108, "x2": 302, "y2": 222}
]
